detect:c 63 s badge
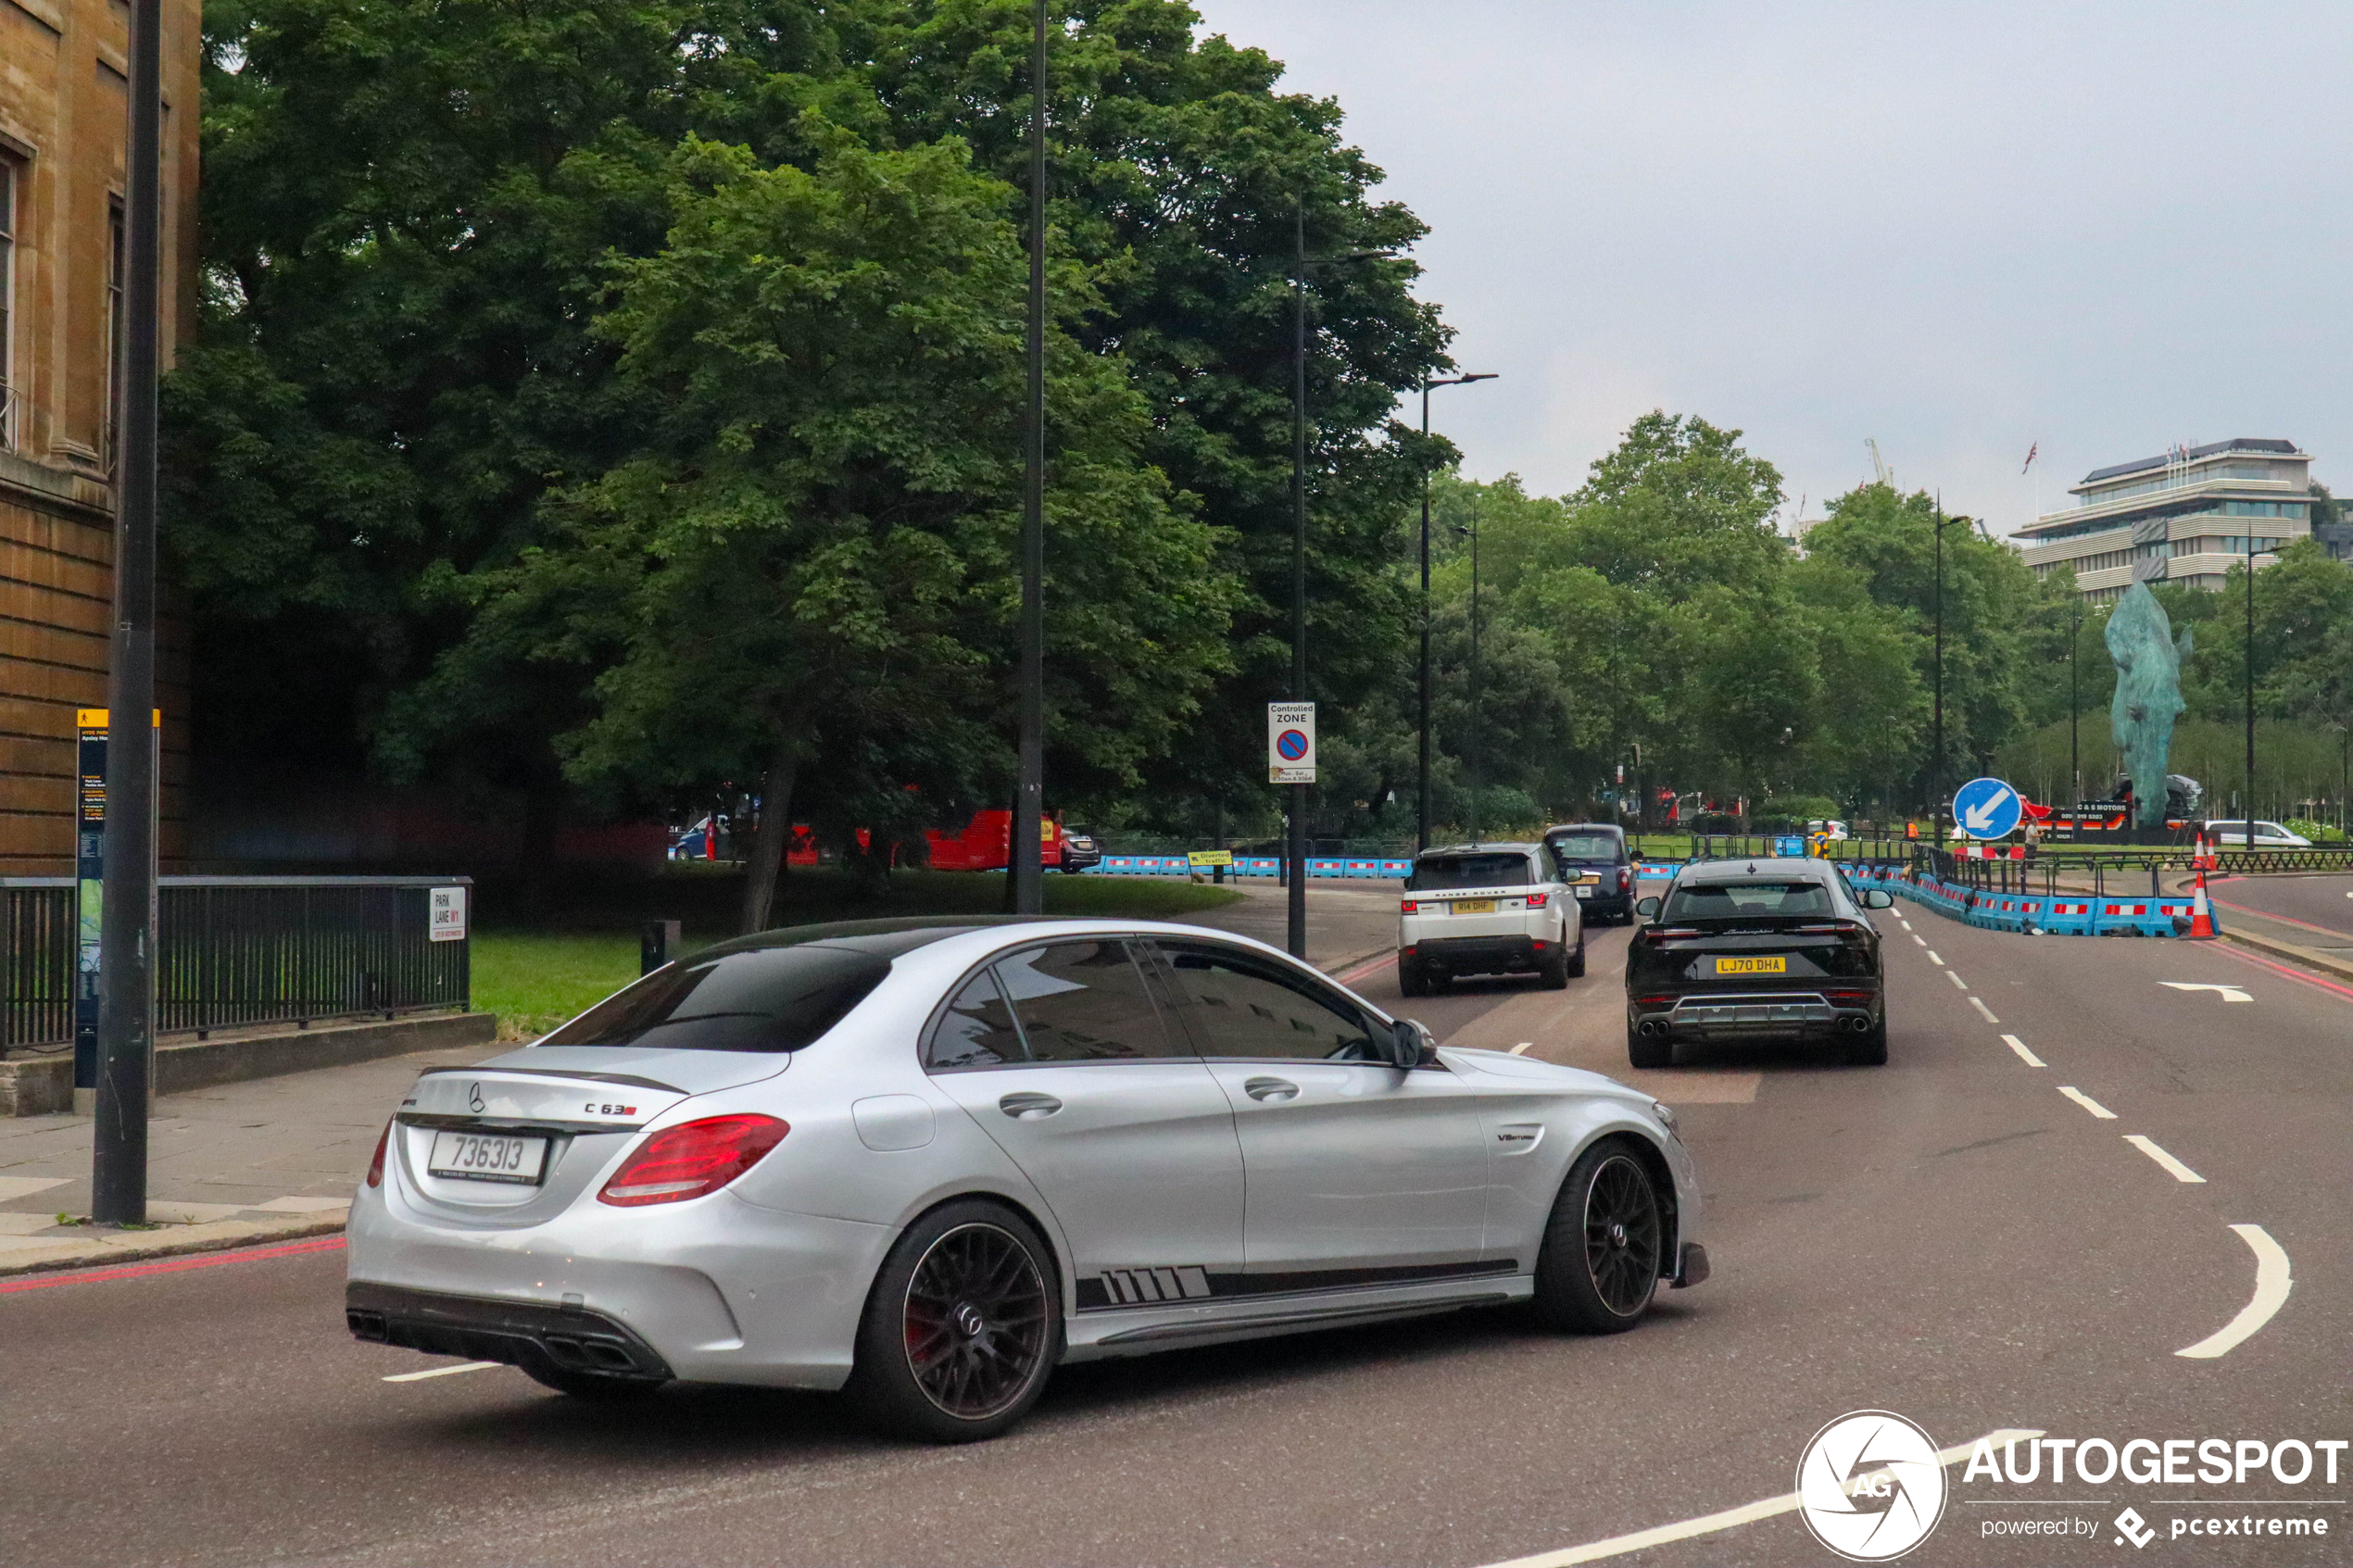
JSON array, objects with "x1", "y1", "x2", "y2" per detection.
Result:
[{"x1": 1797, "y1": 1411, "x2": 1947, "y2": 1561}]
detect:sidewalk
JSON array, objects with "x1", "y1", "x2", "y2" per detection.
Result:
[
  {"x1": 0, "y1": 1041, "x2": 506, "y2": 1275},
  {"x1": 0, "y1": 888, "x2": 1399, "y2": 1277}
]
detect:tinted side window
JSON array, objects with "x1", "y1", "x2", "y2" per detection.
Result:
[
  {"x1": 539, "y1": 945, "x2": 890, "y2": 1054},
  {"x1": 1156, "y1": 942, "x2": 1379, "y2": 1062},
  {"x1": 928, "y1": 968, "x2": 1026, "y2": 1070},
  {"x1": 1409, "y1": 853, "x2": 1534, "y2": 891},
  {"x1": 994, "y1": 941, "x2": 1180, "y2": 1061}
]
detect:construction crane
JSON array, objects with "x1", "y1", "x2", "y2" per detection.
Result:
[{"x1": 1866, "y1": 438, "x2": 1892, "y2": 488}]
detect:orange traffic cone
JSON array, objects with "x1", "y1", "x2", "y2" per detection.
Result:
[{"x1": 2189, "y1": 869, "x2": 2216, "y2": 938}]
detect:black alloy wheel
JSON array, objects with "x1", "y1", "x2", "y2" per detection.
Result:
[
  {"x1": 849, "y1": 1199, "x2": 1061, "y2": 1442},
  {"x1": 1532, "y1": 1140, "x2": 1664, "y2": 1333}
]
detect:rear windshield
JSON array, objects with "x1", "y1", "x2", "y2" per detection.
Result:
[
  {"x1": 538, "y1": 945, "x2": 891, "y2": 1053},
  {"x1": 1663, "y1": 881, "x2": 1835, "y2": 920},
  {"x1": 1547, "y1": 834, "x2": 1620, "y2": 862},
  {"x1": 1411, "y1": 853, "x2": 1533, "y2": 891}
]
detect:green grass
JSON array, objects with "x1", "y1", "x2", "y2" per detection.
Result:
[{"x1": 469, "y1": 867, "x2": 1245, "y2": 1039}]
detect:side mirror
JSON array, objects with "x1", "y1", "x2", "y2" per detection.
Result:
[
  {"x1": 1633, "y1": 896, "x2": 1661, "y2": 920},
  {"x1": 1863, "y1": 889, "x2": 1894, "y2": 909},
  {"x1": 1389, "y1": 1018, "x2": 1437, "y2": 1070}
]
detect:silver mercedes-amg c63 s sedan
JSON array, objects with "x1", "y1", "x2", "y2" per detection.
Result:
[{"x1": 347, "y1": 916, "x2": 1708, "y2": 1442}]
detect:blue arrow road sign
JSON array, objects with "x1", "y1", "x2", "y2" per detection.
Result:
[{"x1": 1953, "y1": 776, "x2": 2023, "y2": 839}]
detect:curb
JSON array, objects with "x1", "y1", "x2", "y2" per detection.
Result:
[
  {"x1": 1320, "y1": 947, "x2": 1396, "y2": 982},
  {"x1": 0, "y1": 1212, "x2": 346, "y2": 1279},
  {"x1": 2219, "y1": 927, "x2": 2353, "y2": 986}
]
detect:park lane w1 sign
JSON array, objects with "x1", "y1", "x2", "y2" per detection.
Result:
[{"x1": 1267, "y1": 702, "x2": 1315, "y2": 784}]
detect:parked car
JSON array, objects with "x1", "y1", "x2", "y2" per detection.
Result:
[
  {"x1": 346, "y1": 916, "x2": 1705, "y2": 1441},
  {"x1": 1398, "y1": 843, "x2": 1583, "y2": 995},
  {"x1": 1624, "y1": 858, "x2": 1894, "y2": 1069},
  {"x1": 1542, "y1": 822, "x2": 1636, "y2": 924},
  {"x1": 1804, "y1": 819, "x2": 1851, "y2": 842},
  {"x1": 1057, "y1": 824, "x2": 1103, "y2": 872},
  {"x1": 2201, "y1": 820, "x2": 2311, "y2": 848}
]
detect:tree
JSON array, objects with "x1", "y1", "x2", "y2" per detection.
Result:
[{"x1": 443, "y1": 132, "x2": 1233, "y2": 929}]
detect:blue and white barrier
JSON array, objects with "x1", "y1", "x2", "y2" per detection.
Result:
[{"x1": 1844, "y1": 864, "x2": 2200, "y2": 938}]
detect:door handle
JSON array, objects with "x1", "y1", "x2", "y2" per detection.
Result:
[
  {"x1": 998, "y1": 1091, "x2": 1063, "y2": 1120},
  {"x1": 1243, "y1": 1076, "x2": 1300, "y2": 1102}
]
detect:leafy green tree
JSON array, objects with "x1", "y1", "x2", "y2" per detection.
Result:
[{"x1": 442, "y1": 132, "x2": 1231, "y2": 929}]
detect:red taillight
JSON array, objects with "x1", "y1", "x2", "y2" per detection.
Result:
[
  {"x1": 598, "y1": 1114, "x2": 789, "y2": 1207},
  {"x1": 1641, "y1": 927, "x2": 1702, "y2": 942},
  {"x1": 1525, "y1": 891, "x2": 1548, "y2": 909},
  {"x1": 366, "y1": 1121, "x2": 391, "y2": 1188},
  {"x1": 1826, "y1": 989, "x2": 1874, "y2": 1007},
  {"x1": 1618, "y1": 868, "x2": 1631, "y2": 889},
  {"x1": 1634, "y1": 994, "x2": 1675, "y2": 1010},
  {"x1": 1400, "y1": 899, "x2": 1419, "y2": 914}
]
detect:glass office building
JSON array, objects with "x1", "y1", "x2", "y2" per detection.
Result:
[{"x1": 2016, "y1": 438, "x2": 2312, "y2": 604}]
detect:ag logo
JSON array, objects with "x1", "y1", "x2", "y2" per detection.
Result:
[{"x1": 1796, "y1": 1411, "x2": 1946, "y2": 1561}]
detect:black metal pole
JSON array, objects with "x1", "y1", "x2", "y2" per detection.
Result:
[
  {"x1": 94, "y1": 0, "x2": 162, "y2": 1225},
  {"x1": 1467, "y1": 495, "x2": 1481, "y2": 844},
  {"x1": 1417, "y1": 383, "x2": 1432, "y2": 855},
  {"x1": 1931, "y1": 495, "x2": 1944, "y2": 842},
  {"x1": 1288, "y1": 207, "x2": 1307, "y2": 958},
  {"x1": 2069, "y1": 596, "x2": 2081, "y2": 806},
  {"x1": 1012, "y1": 0, "x2": 1046, "y2": 915},
  {"x1": 2246, "y1": 536, "x2": 2256, "y2": 850}
]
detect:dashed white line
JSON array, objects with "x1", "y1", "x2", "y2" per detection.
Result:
[
  {"x1": 2001, "y1": 1034, "x2": 2045, "y2": 1066},
  {"x1": 383, "y1": 1361, "x2": 502, "y2": 1384},
  {"x1": 1968, "y1": 996, "x2": 2000, "y2": 1024},
  {"x1": 2176, "y1": 1225, "x2": 2293, "y2": 1360},
  {"x1": 1477, "y1": 1428, "x2": 2046, "y2": 1567},
  {"x1": 2057, "y1": 1085, "x2": 2118, "y2": 1120},
  {"x1": 2124, "y1": 1135, "x2": 2207, "y2": 1184},
  {"x1": 1510, "y1": 1041, "x2": 1534, "y2": 1056},
  {"x1": 1912, "y1": 934, "x2": 1927, "y2": 947},
  {"x1": 1945, "y1": 970, "x2": 1968, "y2": 990},
  {"x1": 1927, "y1": 949, "x2": 1944, "y2": 964}
]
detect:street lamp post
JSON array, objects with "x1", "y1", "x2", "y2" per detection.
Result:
[
  {"x1": 1930, "y1": 499, "x2": 1971, "y2": 843},
  {"x1": 2069, "y1": 595, "x2": 2082, "y2": 807},
  {"x1": 1417, "y1": 373, "x2": 1495, "y2": 854},
  {"x1": 1011, "y1": 0, "x2": 1047, "y2": 916},
  {"x1": 1463, "y1": 495, "x2": 1482, "y2": 843},
  {"x1": 2245, "y1": 534, "x2": 2257, "y2": 850}
]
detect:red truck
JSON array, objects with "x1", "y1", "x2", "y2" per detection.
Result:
[{"x1": 786, "y1": 812, "x2": 1097, "y2": 872}]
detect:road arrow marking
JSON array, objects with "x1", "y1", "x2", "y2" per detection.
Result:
[
  {"x1": 2176, "y1": 1225, "x2": 2292, "y2": 1359},
  {"x1": 2161, "y1": 982, "x2": 2252, "y2": 1002}
]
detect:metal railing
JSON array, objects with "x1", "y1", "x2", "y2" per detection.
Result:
[{"x1": 0, "y1": 875, "x2": 471, "y2": 1051}]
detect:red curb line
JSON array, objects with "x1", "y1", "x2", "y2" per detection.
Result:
[{"x1": 0, "y1": 1234, "x2": 345, "y2": 1294}]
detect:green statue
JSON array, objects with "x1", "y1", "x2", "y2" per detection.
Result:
[{"x1": 2105, "y1": 582, "x2": 2193, "y2": 829}]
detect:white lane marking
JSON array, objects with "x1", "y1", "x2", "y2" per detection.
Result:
[
  {"x1": 2001, "y1": 1034, "x2": 2045, "y2": 1066},
  {"x1": 383, "y1": 1361, "x2": 502, "y2": 1384},
  {"x1": 2124, "y1": 1135, "x2": 2207, "y2": 1183},
  {"x1": 1510, "y1": 1041, "x2": 1534, "y2": 1056},
  {"x1": 1945, "y1": 970, "x2": 1968, "y2": 990},
  {"x1": 2160, "y1": 982, "x2": 2252, "y2": 1003},
  {"x1": 2177, "y1": 1225, "x2": 2294, "y2": 1360},
  {"x1": 1927, "y1": 950, "x2": 1944, "y2": 965},
  {"x1": 2057, "y1": 1085, "x2": 2117, "y2": 1120},
  {"x1": 1969, "y1": 996, "x2": 2000, "y2": 1024},
  {"x1": 1912, "y1": 934, "x2": 1927, "y2": 947},
  {"x1": 1478, "y1": 1428, "x2": 2045, "y2": 1568}
]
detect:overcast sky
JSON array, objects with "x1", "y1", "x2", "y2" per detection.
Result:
[{"x1": 1186, "y1": 1, "x2": 2352, "y2": 537}]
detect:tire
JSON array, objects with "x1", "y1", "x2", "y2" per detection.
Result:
[
  {"x1": 1566, "y1": 928, "x2": 1588, "y2": 979},
  {"x1": 1531, "y1": 1139, "x2": 1665, "y2": 1333},
  {"x1": 1399, "y1": 959, "x2": 1428, "y2": 997},
  {"x1": 1538, "y1": 946, "x2": 1570, "y2": 989},
  {"x1": 521, "y1": 1364, "x2": 666, "y2": 1401},
  {"x1": 845, "y1": 1198, "x2": 1061, "y2": 1443},
  {"x1": 1626, "y1": 1023, "x2": 1671, "y2": 1069},
  {"x1": 1845, "y1": 1020, "x2": 1888, "y2": 1066}
]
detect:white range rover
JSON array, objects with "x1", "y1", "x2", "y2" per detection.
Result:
[{"x1": 1398, "y1": 843, "x2": 1583, "y2": 997}]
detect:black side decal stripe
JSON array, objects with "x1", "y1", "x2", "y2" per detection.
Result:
[{"x1": 1076, "y1": 1258, "x2": 1517, "y2": 1312}]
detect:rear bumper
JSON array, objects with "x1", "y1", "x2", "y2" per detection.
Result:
[
  {"x1": 347, "y1": 1281, "x2": 674, "y2": 1381},
  {"x1": 1628, "y1": 987, "x2": 1880, "y2": 1041},
  {"x1": 1409, "y1": 933, "x2": 1550, "y2": 975},
  {"x1": 1672, "y1": 1242, "x2": 1710, "y2": 1289}
]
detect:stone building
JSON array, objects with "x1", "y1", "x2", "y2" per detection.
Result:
[{"x1": 0, "y1": 0, "x2": 197, "y2": 871}]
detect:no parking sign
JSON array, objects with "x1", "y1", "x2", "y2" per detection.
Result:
[{"x1": 1267, "y1": 702, "x2": 1316, "y2": 784}]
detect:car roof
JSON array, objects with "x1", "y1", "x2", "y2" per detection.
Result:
[
  {"x1": 1416, "y1": 842, "x2": 1541, "y2": 858},
  {"x1": 698, "y1": 915, "x2": 1063, "y2": 961},
  {"x1": 1673, "y1": 857, "x2": 1836, "y2": 884},
  {"x1": 1545, "y1": 822, "x2": 1624, "y2": 835}
]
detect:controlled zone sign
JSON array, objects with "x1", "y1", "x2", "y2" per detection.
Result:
[
  {"x1": 1267, "y1": 702, "x2": 1316, "y2": 784},
  {"x1": 1953, "y1": 776, "x2": 2023, "y2": 840}
]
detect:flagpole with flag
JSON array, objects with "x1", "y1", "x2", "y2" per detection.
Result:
[{"x1": 2022, "y1": 441, "x2": 2040, "y2": 525}]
